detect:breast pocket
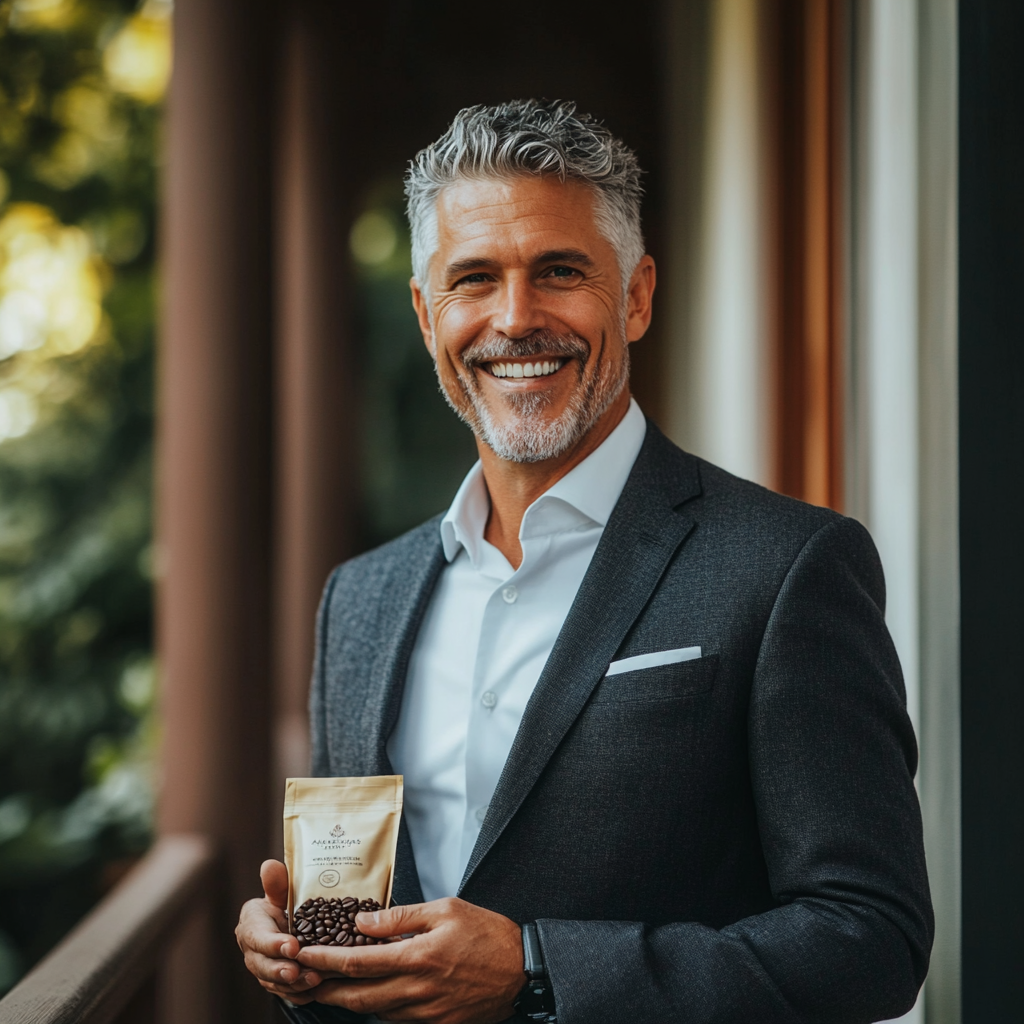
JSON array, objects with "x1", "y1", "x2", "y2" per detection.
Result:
[{"x1": 588, "y1": 654, "x2": 720, "y2": 704}]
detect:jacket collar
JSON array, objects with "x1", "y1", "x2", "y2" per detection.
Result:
[{"x1": 439, "y1": 398, "x2": 648, "y2": 567}]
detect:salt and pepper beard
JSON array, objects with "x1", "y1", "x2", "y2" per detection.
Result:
[{"x1": 434, "y1": 328, "x2": 630, "y2": 463}]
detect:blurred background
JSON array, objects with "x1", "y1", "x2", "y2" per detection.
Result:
[
  {"x1": 0, "y1": 1, "x2": 1020, "y2": 1023},
  {"x1": 0, "y1": 0, "x2": 167, "y2": 988}
]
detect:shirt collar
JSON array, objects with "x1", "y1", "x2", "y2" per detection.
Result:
[{"x1": 440, "y1": 398, "x2": 647, "y2": 564}]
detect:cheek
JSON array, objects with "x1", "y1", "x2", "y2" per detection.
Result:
[
  {"x1": 435, "y1": 298, "x2": 486, "y2": 339},
  {"x1": 433, "y1": 309, "x2": 483, "y2": 370}
]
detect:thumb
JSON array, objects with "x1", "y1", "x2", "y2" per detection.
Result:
[
  {"x1": 261, "y1": 859, "x2": 289, "y2": 910},
  {"x1": 356, "y1": 902, "x2": 433, "y2": 938}
]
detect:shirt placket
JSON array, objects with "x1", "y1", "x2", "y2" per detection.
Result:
[{"x1": 458, "y1": 533, "x2": 552, "y2": 879}]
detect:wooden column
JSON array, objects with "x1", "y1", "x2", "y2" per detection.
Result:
[
  {"x1": 157, "y1": 0, "x2": 277, "y2": 1019},
  {"x1": 769, "y1": 0, "x2": 845, "y2": 510},
  {"x1": 271, "y1": 0, "x2": 357, "y2": 834}
]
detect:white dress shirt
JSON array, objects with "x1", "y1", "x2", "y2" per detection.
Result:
[{"x1": 386, "y1": 399, "x2": 647, "y2": 900}]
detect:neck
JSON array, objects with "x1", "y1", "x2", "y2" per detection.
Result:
[{"x1": 479, "y1": 389, "x2": 632, "y2": 569}]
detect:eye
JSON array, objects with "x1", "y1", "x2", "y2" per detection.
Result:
[
  {"x1": 455, "y1": 272, "x2": 492, "y2": 287},
  {"x1": 543, "y1": 265, "x2": 581, "y2": 281}
]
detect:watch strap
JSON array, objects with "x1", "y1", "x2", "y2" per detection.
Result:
[{"x1": 515, "y1": 923, "x2": 557, "y2": 1023}]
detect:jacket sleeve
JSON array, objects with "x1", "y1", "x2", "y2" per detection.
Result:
[
  {"x1": 537, "y1": 516, "x2": 934, "y2": 1024},
  {"x1": 308, "y1": 567, "x2": 341, "y2": 777}
]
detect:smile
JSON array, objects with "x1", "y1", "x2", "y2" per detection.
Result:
[{"x1": 486, "y1": 359, "x2": 565, "y2": 379}]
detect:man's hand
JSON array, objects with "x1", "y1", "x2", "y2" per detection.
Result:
[
  {"x1": 235, "y1": 859, "x2": 323, "y2": 1004},
  {"x1": 296, "y1": 896, "x2": 524, "y2": 1024}
]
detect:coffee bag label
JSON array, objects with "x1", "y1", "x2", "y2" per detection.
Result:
[{"x1": 283, "y1": 775, "x2": 403, "y2": 934}]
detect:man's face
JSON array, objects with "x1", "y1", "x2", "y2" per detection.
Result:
[{"x1": 411, "y1": 175, "x2": 654, "y2": 463}]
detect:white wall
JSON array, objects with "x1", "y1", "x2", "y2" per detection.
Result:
[{"x1": 849, "y1": 1, "x2": 960, "y2": 1021}]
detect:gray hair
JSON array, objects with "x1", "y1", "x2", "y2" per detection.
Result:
[{"x1": 405, "y1": 99, "x2": 645, "y2": 294}]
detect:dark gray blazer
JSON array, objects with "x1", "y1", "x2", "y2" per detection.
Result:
[{"x1": 287, "y1": 422, "x2": 932, "y2": 1024}]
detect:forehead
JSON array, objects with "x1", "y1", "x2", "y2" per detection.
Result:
[{"x1": 434, "y1": 176, "x2": 604, "y2": 257}]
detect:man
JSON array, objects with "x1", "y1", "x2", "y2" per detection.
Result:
[{"x1": 237, "y1": 99, "x2": 932, "y2": 1023}]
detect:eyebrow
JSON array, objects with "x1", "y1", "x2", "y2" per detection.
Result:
[
  {"x1": 534, "y1": 249, "x2": 596, "y2": 268},
  {"x1": 444, "y1": 248, "x2": 596, "y2": 281}
]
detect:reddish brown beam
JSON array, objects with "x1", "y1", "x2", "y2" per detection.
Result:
[
  {"x1": 157, "y1": 0, "x2": 278, "y2": 1019},
  {"x1": 272, "y1": 1, "x2": 358, "y2": 839},
  {"x1": 770, "y1": 0, "x2": 845, "y2": 510}
]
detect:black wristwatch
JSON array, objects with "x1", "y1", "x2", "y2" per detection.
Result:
[{"x1": 514, "y1": 922, "x2": 557, "y2": 1023}]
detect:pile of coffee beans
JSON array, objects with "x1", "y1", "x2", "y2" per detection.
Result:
[{"x1": 290, "y1": 896, "x2": 383, "y2": 947}]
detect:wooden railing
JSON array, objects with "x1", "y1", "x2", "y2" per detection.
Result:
[{"x1": 0, "y1": 834, "x2": 214, "y2": 1024}]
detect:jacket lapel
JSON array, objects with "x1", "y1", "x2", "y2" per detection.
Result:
[
  {"x1": 358, "y1": 524, "x2": 444, "y2": 908},
  {"x1": 364, "y1": 529, "x2": 446, "y2": 777},
  {"x1": 459, "y1": 425, "x2": 702, "y2": 889}
]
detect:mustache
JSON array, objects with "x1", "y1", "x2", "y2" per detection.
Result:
[{"x1": 460, "y1": 330, "x2": 590, "y2": 368}]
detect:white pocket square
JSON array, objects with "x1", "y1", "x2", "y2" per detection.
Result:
[{"x1": 605, "y1": 646, "x2": 702, "y2": 677}]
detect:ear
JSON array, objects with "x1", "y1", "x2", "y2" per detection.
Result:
[
  {"x1": 410, "y1": 278, "x2": 435, "y2": 356},
  {"x1": 624, "y1": 255, "x2": 657, "y2": 344}
]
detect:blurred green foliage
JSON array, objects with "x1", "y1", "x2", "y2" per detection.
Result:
[
  {"x1": 0, "y1": 0, "x2": 168, "y2": 992},
  {"x1": 350, "y1": 182, "x2": 478, "y2": 550}
]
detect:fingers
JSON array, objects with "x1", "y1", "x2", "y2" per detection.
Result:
[
  {"x1": 243, "y1": 946, "x2": 322, "y2": 989},
  {"x1": 355, "y1": 900, "x2": 440, "y2": 938},
  {"x1": 310, "y1": 977, "x2": 425, "y2": 1018},
  {"x1": 296, "y1": 938, "x2": 411, "y2": 979},
  {"x1": 261, "y1": 859, "x2": 289, "y2": 910},
  {"x1": 260, "y1": 980, "x2": 319, "y2": 1006},
  {"x1": 236, "y1": 897, "x2": 299, "y2": 960}
]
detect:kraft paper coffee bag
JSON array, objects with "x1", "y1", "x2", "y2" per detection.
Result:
[{"x1": 283, "y1": 775, "x2": 404, "y2": 941}]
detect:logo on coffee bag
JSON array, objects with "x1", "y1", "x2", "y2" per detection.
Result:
[{"x1": 330, "y1": 824, "x2": 346, "y2": 837}]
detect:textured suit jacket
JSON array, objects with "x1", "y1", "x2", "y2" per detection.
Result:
[{"x1": 286, "y1": 422, "x2": 932, "y2": 1024}]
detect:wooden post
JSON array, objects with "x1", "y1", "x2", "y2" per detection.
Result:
[
  {"x1": 271, "y1": 0, "x2": 358, "y2": 841},
  {"x1": 156, "y1": 0, "x2": 277, "y2": 1019},
  {"x1": 769, "y1": 0, "x2": 846, "y2": 510}
]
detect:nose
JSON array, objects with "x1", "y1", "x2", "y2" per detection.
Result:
[{"x1": 491, "y1": 272, "x2": 546, "y2": 338}]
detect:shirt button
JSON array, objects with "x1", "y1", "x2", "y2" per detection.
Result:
[
  {"x1": 475, "y1": 805, "x2": 488, "y2": 822},
  {"x1": 501, "y1": 585, "x2": 518, "y2": 604},
  {"x1": 481, "y1": 690, "x2": 497, "y2": 709}
]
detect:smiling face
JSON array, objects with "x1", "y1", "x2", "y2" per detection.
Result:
[{"x1": 411, "y1": 175, "x2": 655, "y2": 464}]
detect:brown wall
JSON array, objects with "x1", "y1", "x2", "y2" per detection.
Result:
[{"x1": 767, "y1": 0, "x2": 846, "y2": 510}]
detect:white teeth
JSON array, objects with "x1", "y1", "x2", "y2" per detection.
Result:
[{"x1": 489, "y1": 358, "x2": 564, "y2": 378}]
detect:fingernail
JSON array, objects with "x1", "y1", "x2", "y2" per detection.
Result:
[{"x1": 372, "y1": 910, "x2": 380, "y2": 925}]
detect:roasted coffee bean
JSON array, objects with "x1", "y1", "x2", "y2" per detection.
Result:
[{"x1": 293, "y1": 896, "x2": 384, "y2": 943}]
